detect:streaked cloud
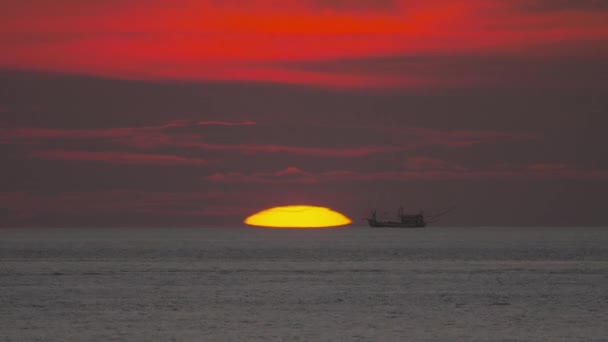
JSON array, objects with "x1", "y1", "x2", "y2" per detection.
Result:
[
  {"x1": 206, "y1": 164, "x2": 608, "y2": 183},
  {"x1": 1, "y1": 0, "x2": 606, "y2": 88},
  {"x1": 206, "y1": 167, "x2": 318, "y2": 184},
  {"x1": 0, "y1": 120, "x2": 254, "y2": 141},
  {"x1": 527, "y1": 163, "x2": 570, "y2": 171},
  {"x1": 195, "y1": 120, "x2": 256, "y2": 126},
  {"x1": 2, "y1": 122, "x2": 538, "y2": 157},
  {"x1": 386, "y1": 127, "x2": 540, "y2": 149},
  {"x1": 405, "y1": 157, "x2": 467, "y2": 171},
  {"x1": 517, "y1": 0, "x2": 608, "y2": 12},
  {"x1": 276, "y1": 54, "x2": 608, "y2": 89},
  {"x1": 308, "y1": 0, "x2": 397, "y2": 12},
  {"x1": 32, "y1": 150, "x2": 208, "y2": 165}
]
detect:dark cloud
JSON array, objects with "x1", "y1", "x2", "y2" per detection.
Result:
[
  {"x1": 206, "y1": 0, "x2": 397, "y2": 12},
  {"x1": 196, "y1": 120, "x2": 256, "y2": 126},
  {"x1": 405, "y1": 157, "x2": 467, "y2": 171},
  {"x1": 32, "y1": 150, "x2": 208, "y2": 165},
  {"x1": 309, "y1": 0, "x2": 397, "y2": 12},
  {"x1": 275, "y1": 53, "x2": 608, "y2": 89},
  {"x1": 519, "y1": 0, "x2": 608, "y2": 12},
  {"x1": 0, "y1": 0, "x2": 178, "y2": 18},
  {"x1": 205, "y1": 165, "x2": 608, "y2": 184},
  {"x1": 1, "y1": 122, "x2": 538, "y2": 159}
]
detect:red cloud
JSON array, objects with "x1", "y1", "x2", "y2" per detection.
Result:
[
  {"x1": 394, "y1": 127, "x2": 540, "y2": 149},
  {"x1": 2, "y1": 123, "x2": 540, "y2": 158},
  {"x1": 206, "y1": 164, "x2": 608, "y2": 183},
  {"x1": 166, "y1": 142, "x2": 398, "y2": 157},
  {"x1": 1, "y1": 0, "x2": 606, "y2": 88},
  {"x1": 0, "y1": 123, "x2": 399, "y2": 158},
  {"x1": 0, "y1": 120, "x2": 255, "y2": 143},
  {"x1": 32, "y1": 150, "x2": 208, "y2": 165},
  {"x1": 406, "y1": 157, "x2": 467, "y2": 171},
  {"x1": 514, "y1": 0, "x2": 608, "y2": 13},
  {"x1": 206, "y1": 167, "x2": 319, "y2": 183},
  {"x1": 527, "y1": 163, "x2": 570, "y2": 171},
  {"x1": 195, "y1": 120, "x2": 256, "y2": 126},
  {"x1": 307, "y1": 0, "x2": 397, "y2": 12}
]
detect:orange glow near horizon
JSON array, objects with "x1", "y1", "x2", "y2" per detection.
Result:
[{"x1": 245, "y1": 205, "x2": 352, "y2": 228}]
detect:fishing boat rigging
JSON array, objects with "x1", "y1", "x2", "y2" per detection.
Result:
[{"x1": 365, "y1": 205, "x2": 453, "y2": 228}]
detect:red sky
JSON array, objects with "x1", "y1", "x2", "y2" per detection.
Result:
[
  {"x1": 1, "y1": 0, "x2": 607, "y2": 226},
  {"x1": 2, "y1": 0, "x2": 608, "y2": 87}
]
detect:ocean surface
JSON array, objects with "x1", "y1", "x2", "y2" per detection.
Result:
[{"x1": 1, "y1": 226, "x2": 607, "y2": 341}]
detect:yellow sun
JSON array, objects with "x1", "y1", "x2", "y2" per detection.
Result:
[{"x1": 244, "y1": 205, "x2": 352, "y2": 228}]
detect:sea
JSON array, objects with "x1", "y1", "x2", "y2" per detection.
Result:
[{"x1": 1, "y1": 226, "x2": 607, "y2": 341}]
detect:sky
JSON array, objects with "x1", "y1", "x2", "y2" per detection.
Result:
[{"x1": 1, "y1": 0, "x2": 607, "y2": 227}]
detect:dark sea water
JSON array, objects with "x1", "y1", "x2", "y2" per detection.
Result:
[{"x1": 1, "y1": 226, "x2": 607, "y2": 341}]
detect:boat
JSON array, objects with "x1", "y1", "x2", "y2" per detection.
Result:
[{"x1": 366, "y1": 206, "x2": 426, "y2": 228}]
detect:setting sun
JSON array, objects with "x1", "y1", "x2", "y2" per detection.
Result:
[{"x1": 244, "y1": 205, "x2": 352, "y2": 228}]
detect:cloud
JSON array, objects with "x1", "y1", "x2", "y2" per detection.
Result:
[
  {"x1": 159, "y1": 142, "x2": 398, "y2": 157},
  {"x1": 206, "y1": 166, "x2": 319, "y2": 183},
  {"x1": 32, "y1": 150, "x2": 208, "y2": 165},
  {"x1": 114, "y1": 128, "x2": 535, "y2": 157},
  {"x1": 0, "y1": 120, "x2": 255, "y2": 143},
  {"x1": 517, "y1": 0, "x2": 608, "y2": 12},
  {"x1": 393, "y1": 127, "x2": 540, "y2": 149},
  {"x1": 195, "y1": 120, "x2": 256, "y2": 126},
  {"x1": 405, "y1": 157, "x2": 467, "y2": 171},
  {"x1": 2, "y1": 0, "x2": 606, "y2": 88},
  {"x1": 276, "y1": 54, "x2": 608, "y2": 89},
  {"x1": 205, "y1": 164, "x2": 608, "y2": 183},
  {"x1": 207, "y1": 0, "x2": 398, "y2": 12},
  {"x1": 527, "y1": 163, "x2": 570, "y2": 171},
  {"x1": 308, "y1": 0, "x2": 397, "y2": 12},
  {"x1": 2, "y1": 122, "x2": 538, "y2": 159}
]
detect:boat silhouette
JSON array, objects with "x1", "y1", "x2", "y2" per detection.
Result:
[{"x1": 366, "y1": 206, "x2": 453, "y2": 228}]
